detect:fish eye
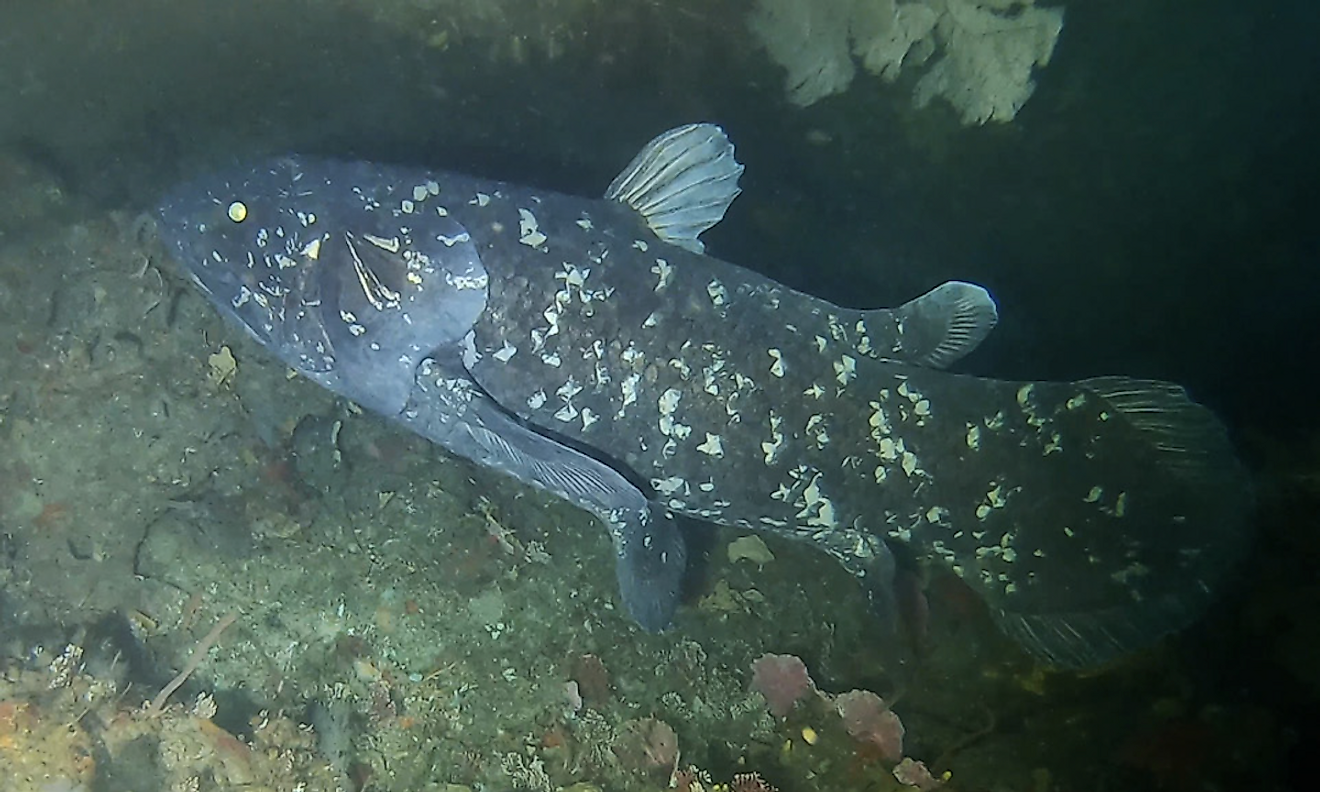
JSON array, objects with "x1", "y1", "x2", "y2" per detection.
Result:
[{"x1": 227, "y1": 201, "x2": 248, "y2": 223}]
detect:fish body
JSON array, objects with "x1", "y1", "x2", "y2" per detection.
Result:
[{"x1": 157, "y1": 125, "x2": 1251, "y2": 667}]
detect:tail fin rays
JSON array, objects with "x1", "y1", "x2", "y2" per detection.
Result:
[
  {"x1": 1078, "y1": 376, "x2": 1240, "y2": 480},
  {"x1": 979, "y1": 377, "x2": 1252, "y2": 667}
]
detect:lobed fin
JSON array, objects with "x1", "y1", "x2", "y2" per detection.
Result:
[
  {"x1": 888, "y1": 280, "x2": 999, "y2": 368},
  {"x1": 978, "y1": 377, "x2": 1251, "y2": 667}
]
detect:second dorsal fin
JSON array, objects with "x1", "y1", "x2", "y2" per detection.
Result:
[{"x1": 886, "y1": 280, "x2": 999, "y2": 368}]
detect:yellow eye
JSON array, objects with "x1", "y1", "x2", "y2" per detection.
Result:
[{"x1": 227, "y1": 201, "x2": 248, "y2": 223}]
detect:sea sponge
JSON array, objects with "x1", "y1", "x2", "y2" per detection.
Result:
[
  {"x1": 913, "y1": 0, "x2": 1065, "y2": 124},
  {"x1": 749, "y1": 0, "x2": 1065, "y2": 124}
]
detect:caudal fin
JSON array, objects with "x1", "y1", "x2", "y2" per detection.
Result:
[{"x1": 944, "y1": 376, "x2": 1252, "y2": 668}]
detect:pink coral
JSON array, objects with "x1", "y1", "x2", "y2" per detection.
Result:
[
  {"x1": 835, "y1": 689, "x2": 905, "y2": 762},
  {"x1": 750, "y1": 654, "x2": 816, "y2": 718}
]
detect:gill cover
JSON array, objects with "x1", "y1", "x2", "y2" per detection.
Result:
[{"x1": 156, "y1": 157, "x2": 488, "y2": 415}]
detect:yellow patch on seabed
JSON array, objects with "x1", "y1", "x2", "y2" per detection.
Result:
[
  {"x1": 207, "y1": 345, "x2": 237, "y2": 388},
  {"x1": 727, "y1": 535, "x2": 775, "y2": 567}
]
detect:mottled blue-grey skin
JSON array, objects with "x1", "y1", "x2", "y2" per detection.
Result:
[{"x1": 157, "y1": 153, "x2": 1250, "y2": 667}]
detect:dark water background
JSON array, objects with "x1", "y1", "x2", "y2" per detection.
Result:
[
  {"x1": 2, "y1": 0, "x2": 1317, "y2": 787},
  {"x1": 3, "y1": 0, "x2": 1316, "y2": 435}
]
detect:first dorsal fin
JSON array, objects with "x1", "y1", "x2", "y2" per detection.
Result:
[{"x1": 604, "y1": 123, "x2": 744, "y2": 254}]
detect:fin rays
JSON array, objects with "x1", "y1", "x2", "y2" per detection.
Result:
[
  {"x1": 987, "y1": 378, "x2": 1251, "y2": 667},
  {"x1": 469, "y1": 422, "x2": 621, "y2": 502},
  {"x1": 890, "y1": 281, "x2": 999, "y2": 368},
  {"x1": 605, "y1": 123, "x2": 744, "y2": 254},
  {"x1": 994, "y1": 589, "x2": 1206, "y2": 669},
  {"x1": 1079, "y1": 376, "x2": 1240, "y2": 480}
]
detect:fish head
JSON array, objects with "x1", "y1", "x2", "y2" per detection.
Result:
[
  {"x1": 156, "y1": 156, "x2": 489, "y2": 415},
  {"x1": 156, "y1": 158, "x2": 307, "y2": 337}
]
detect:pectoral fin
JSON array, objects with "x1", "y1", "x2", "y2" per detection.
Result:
[{"x1": 406, "y1": 350, "x2": 686, "y2": 631}]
